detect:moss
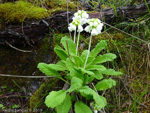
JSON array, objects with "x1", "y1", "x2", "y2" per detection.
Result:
[
  {"x1": 45, "y1": 0, "x2": 76, "y2": 10},
  {"x1": 0, "y1": 1, "x2": 50, "y2": 22},
  {"x1": 0, "y1": 0, "x2": 77, "y2": 23},
  {"x1": 29, "y1": 78, "x2": 63, "y2": 110}
]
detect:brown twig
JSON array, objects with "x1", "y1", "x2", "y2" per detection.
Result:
[
  {"x1": 5, "y1": 41, "x2": 32, "y2": 53},
  {"x1": 0, "y1": 74, "x2": 60, "y2": 78}
]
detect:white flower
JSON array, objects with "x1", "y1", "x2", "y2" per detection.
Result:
[
  {"x1": 85, "y1": 26, "x2": 91, "y2": 33},
  {"x1": 68, "y1": 10, "x2": 89, "y2": 32},
  {"x1": 77, "y1": 25, "x2": 83, "y2": 32},
  {"x1": 74, "y1": 12, "x2": 78, "y2": 17},
  {"x1": 81, "y1": 18, "x2": 88, "y2": 25},
  {"x1": 68, "y1": 20, "x2": 80, "y2": 32},
  {"x1": 78, "y1": 10, "x2": 81, "y2": 14},
  {"x1": 82, "y1": 11, "x2": 89, "y2": 18},
  {"x1": 73, "y1": 16, "x2": 81, "y2": 21},
  {"x1": 73, "y1": 10, "x2": 89, "y2": 25},
  {"x1": 68, "y1": 23, "x2": 76, "y2": 32},
  {"x1": 94, "y1": 110, "x2": 98, "y2": 113},
  {"x1": 85, "y1": 18, "x2": 103, "y2": 36},
  {"x1": 94, "y1": 21, "x2": 98, "y2": 26},
  {"x1": 91, "y1": 28, "x2": 98, "y2": 36},
  {"x1": 96, "y1": 24, "x2": 103, "y2": 34}
]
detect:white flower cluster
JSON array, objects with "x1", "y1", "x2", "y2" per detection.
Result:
[
  {"x1": 85, "y1": 19, "x2": 103, "y2": 36},
  {"x1": 68, "y1": 20, "x2": 83, "y2": 32},
  {"x1": 73, "y1": 10, "x2": 89, "y2": 25},
  {"x1": 68, "y1": 10, "x2": 89, "y2": 33},
  {"x1": 68, "y1": 10, "x2": 103, "y2": 36}
]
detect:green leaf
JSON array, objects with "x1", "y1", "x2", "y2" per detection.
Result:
[
  {"x1": 78, "y1": 86, "x2": 93, "y2": 95},
  {"x1": 81, "y1": 50, "x2": 88, "y2": 61},
  {"x1": 45, "y1": 90, "x2": 66, "y2": 108},
  {"x1": 93, "y1": 91, "x2": 107, "y2": 109},
  {"x1": 93, "y1": 71, "x2": 103, "y2": 80},
  {"x1": 81, "y1": 50, "x2": 95, "y2": 65},
  {"x1": 86, "y1": 75, "x2": 95, "y2": 83},
  {"x1": 68, "y1": 77, "x2": 83, "y2": 92},
  {"x1": 72, "y1": 55, "x2": 83, "y2": 67},
  {"x1": 54, "y1": 46, "x2": 68, "y2": 60},
  {"x1": 95, "y1": 78, "x2": 116, "y2": 91},
  {"x1": 61, "y1": 36, "x2": 76, "y2": 55},
  {"x1": 86, "y1": 65, "x2": 106, "y2": 71},
  {"x1": 75, "y1": 101, "x2": 92, "y2": 113},
  {"x1": 65, "y1": 58, "x2": 75, "y2": 71},
  {"x1": 57, "y1": 60, "x2": 68, "y2": 70},
  {"x1": 101, "y1": 69, "x2": 122, "y2": 76},
  {"x1": 0, "y1": 104, "x2": 4, "y2": 109},
  {"x1": 92, "y1": 53, "x2": 117, "y2": 64},
  {"x1": 89, "y1": 40, "x2": 107, "y2": 57},
  {"x1": 56, "y1": 94, "x2": 72, "y2": 113},
  {"x1": 37, "y1": 63, "x2": 59, "y2": 76},
  {"x1": 48, "y1": 64, "x2": 67, "y2": 71},
  {"x1": 75, "y1": 67, "x2": 95, "y2": 76},
  {"x1": 70, "y1": 68, "x2": 84, "y2": 81}
]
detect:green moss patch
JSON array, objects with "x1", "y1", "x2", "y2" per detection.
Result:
[
  {"x1": 0, "y1": 1, "x2": 50, "y2": 22},
  {"x1": 45, "y1": 0, "x2": 76, "y2": 10}
]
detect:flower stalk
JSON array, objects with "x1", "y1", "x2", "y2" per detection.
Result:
[
  {"x1": 74, "y1": 30, "x2": 76, "y2": 43},
  {"x1": 76, "y1": 32, "x2": 80, "y2": 55},
  {"x1": 84, "y1": 34, "x2": 92, "y2": 68}
]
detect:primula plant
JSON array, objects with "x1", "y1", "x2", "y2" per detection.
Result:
[{"x1": 38, "y1": 10, "x2": 122, "y2": 113}]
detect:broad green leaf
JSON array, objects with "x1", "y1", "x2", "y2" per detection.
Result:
[
  {"x1": 75, "y1": 67, "x2": 95, "y2": 76},
  {"x1": 68, "y1": 77, "x2": 83, "y2": 92},
  {"x1": 92, "y1": 53, "x2": 117, "y2": 64},
  {"x1": 101, "y1": 69, "x2": 122, "y2": 76},
  {"x1": 65, "y1": 58, "x2": 75, "y2": 71},
  {"x1": 48, "y1": 64, "x2": 67, "y2": 71},
  {"x1": 83, "y1": 56, "x2": 95, "y2": 67},
  {"x1": 86, "y1": 65, "x2": 106, "y2": 71},
  {"x1": 72, "y1": 55, "x2": 83, "y2": 67},
  {"x1": 85, "y1": 75, "x2": 95, "y2": 83},
  {"x1": 54, "y1": 46, "x2": 68, "y2": 60},
  {"x1": 37, "y1": 63, "x2": 59, "y2": 76},
  {"x1": 81, "y1": 50, "x2": 95, "y2": 66},
  {"x1": 95, "y1": 78, "x2": 116, "y2": 91},
  {"x1": 70, "y1": 68, "x2": 84, "y2": 81},
  {"x1": 78, "y1": 86, "x2": 93, "y2": 95},
  {"x1": 93, "y1": 92, "x2": 107, "y2": 109},
  {"x1": 61, "y1": 36, "x2": 76, "y2": 55},
  {"x1": 57, "y1": 60, "x2": 68, "y2": 70},
  {"x1": 75, "y1": 101, "x2": 92, "y2": 113},
  {"x1": 93, "y1": 71, "x2": 103, "y2": 80},
  {"x1": 89, "y1": 40, "x2": 107, "y2": 57},
  {"x1": 56, "y1": 94, "x2": 72, "y2": 113},
  {"x1": 45, "y1": 90, "x2": 66, "y2": 108},
  {"x1": 81, "y1": 50, "x2": 89, "y2": 60}
]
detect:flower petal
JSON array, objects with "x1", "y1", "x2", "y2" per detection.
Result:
[
  {"x1": 68, "y1": 24, "x2": 76, "y2": 31},
  {"x1": 91, "y1": 29, "x2": 98, "y2": 36},
  {"x1": 81, "y1": 18, "x2": 88, "y2": 25},
  {"x1": 85, "y1": 26, "x2": 91, "y2": 33},
  {"x1": 94, "y1": 21, "x2": 98, "y2": 27},
  {"x1": 77, "y1": 25, "x2": 83, "y2": 32}
]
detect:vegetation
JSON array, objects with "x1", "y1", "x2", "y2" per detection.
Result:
[
  {"x1": 0, "y1": 1, "x2": 50, "y2": 22},
  {"x1": 0, "y1": 0, "x2": 76, "y2": 23},
  {"x1": 0, "y1": 0, "x2": 150, "y2": 112}
]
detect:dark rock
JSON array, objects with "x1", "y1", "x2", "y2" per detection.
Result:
[{"x1": 0, "y1": 20, "x2": 49, "y2": 46}]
